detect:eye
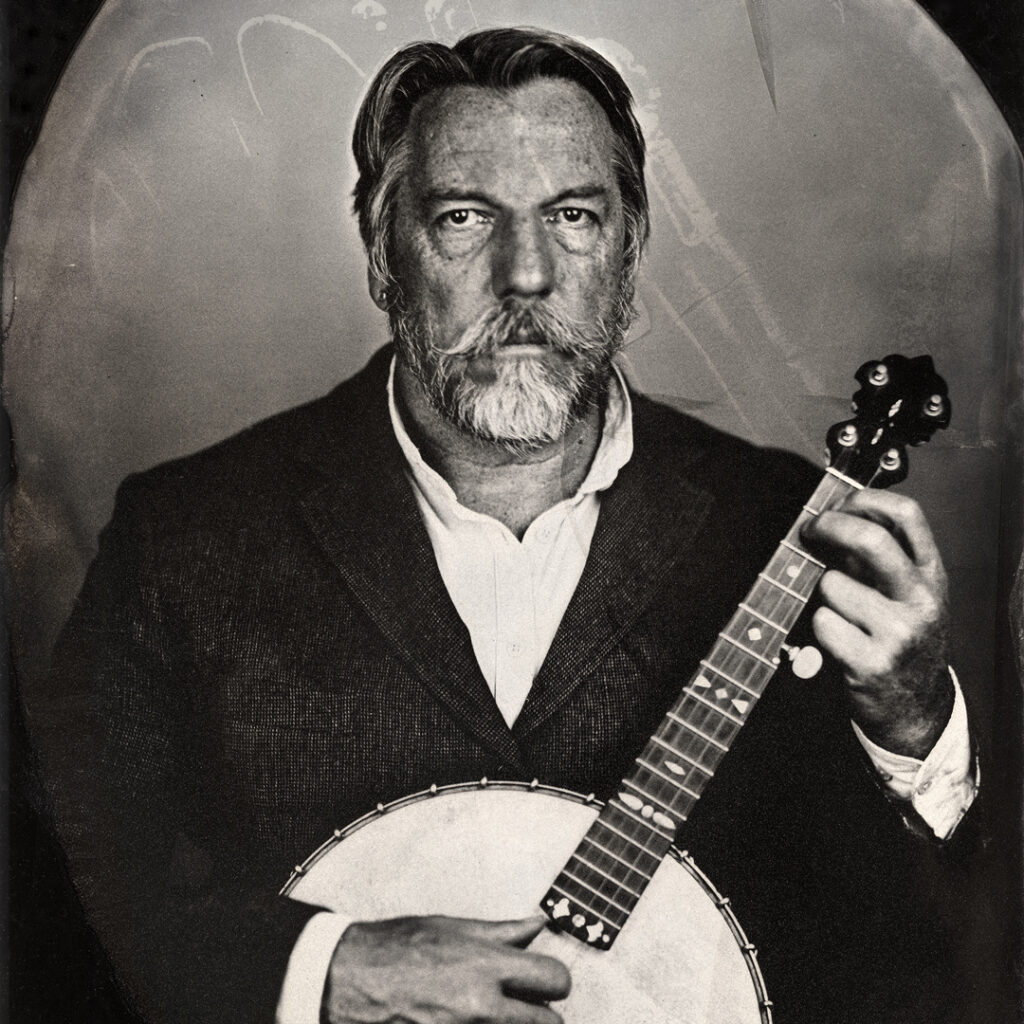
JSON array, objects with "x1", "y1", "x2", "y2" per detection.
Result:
[
  {"x1": 548, "y1": 207, "x2": 595, "y2": 227},
  {"x1": 436, "y1": 208, "x2": 490, "y2": 230}
]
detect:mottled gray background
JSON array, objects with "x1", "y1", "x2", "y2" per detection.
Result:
[
  {"x1": 7, "y1": 0, "x2": 1021, "y2": 712},
  {"x1": 4, "y1": 0, "x2": 1023, "y2": 1019}
]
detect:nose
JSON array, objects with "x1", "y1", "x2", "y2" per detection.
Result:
[{"x1": 491, "y1": 213, "x2": 555, "y2": 299}]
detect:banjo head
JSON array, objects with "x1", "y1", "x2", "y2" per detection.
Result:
[{"x1": 285, "y1": 780, "x2": 769, "y2": 1024}]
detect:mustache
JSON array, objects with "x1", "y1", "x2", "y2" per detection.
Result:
[{"x1": 434, "y1": 299, "x2": 613, "y2": 360}]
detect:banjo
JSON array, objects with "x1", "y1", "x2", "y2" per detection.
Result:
[{"x1": 283, "y1": 355, "x2": 950, "y2": 1024}]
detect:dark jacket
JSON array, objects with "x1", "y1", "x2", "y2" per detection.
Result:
[{"x1": 34, "y1": 346, "x2": 980, "y2": 1024}]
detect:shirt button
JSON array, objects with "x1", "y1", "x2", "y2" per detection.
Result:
[{"x1": 508, "y1": 642, "x2": 522, "y2": 655}]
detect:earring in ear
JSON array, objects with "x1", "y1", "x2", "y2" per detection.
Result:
[{"x1": 379, "y1": 289, "x2": 389, "y2": 308}]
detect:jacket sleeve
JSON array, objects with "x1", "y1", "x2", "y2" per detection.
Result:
[{"x1": 31, "y1": 478, "x2": 325, "y2": 1024}]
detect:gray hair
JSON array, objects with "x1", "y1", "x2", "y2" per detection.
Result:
[{"x1": 351, "y1": 27, "x2": 650, "y2": 298}]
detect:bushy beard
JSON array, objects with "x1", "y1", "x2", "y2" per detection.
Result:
[{"x1": 391, "y1": 288, "x2": 634, "y2": 454}]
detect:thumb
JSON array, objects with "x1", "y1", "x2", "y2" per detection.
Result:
[{"x1": 448, "y1": 915, "x2": 548, "y2": 947}]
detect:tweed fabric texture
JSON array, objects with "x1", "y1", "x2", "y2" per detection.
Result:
[{"x1": 32, "y1": 346, "x2": 982, "y2": 1024}]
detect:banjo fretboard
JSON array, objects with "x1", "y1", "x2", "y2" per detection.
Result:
[{"x1": 540, "y1": 467, "x2": 864, "y2": 949}]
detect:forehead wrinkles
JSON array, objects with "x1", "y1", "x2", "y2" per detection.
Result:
[{"x1": 406, "y1": 81, "x2": 617, "y2": 195}]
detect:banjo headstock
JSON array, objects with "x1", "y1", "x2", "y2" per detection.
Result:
[{"x1": 825, "y1": 354, "x2": 951, "y2": 488}]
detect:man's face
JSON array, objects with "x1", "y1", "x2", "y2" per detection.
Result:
[{"x1": 386, "y1": 78, "x2": 633, "y2": 451}]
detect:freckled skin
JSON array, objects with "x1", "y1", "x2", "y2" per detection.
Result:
[
  {"x1": 378, "y1": 80, "x2": 629, "y2": 534},
  {"x1": 392, "y1": 80, "x2": 627, "y2": 350}
]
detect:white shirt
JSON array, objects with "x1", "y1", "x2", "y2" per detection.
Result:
[{"x1": 275, "y1": 358, "x2": 977, "y2": 1023}]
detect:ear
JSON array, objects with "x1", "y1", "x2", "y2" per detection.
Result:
[{"x1": 368, "y1": 269, "x2": 390, "y2": 311}]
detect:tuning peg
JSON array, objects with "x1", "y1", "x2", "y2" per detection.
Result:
[
  {"x1": 780, "y1": 643, "x2": 823, "y2": 679},
  {"x1": 879, "y1": 449, "x2": 901, "y2": 472},
  {"x1": 923, "y1": 394, "x2": 945, "y2": 418},
  {"x1": 867, "y1": 364, "x2": 889, "y2": 387}
]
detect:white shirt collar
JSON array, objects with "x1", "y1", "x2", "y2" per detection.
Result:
[{"x1": 387, "y1": 354, "x2": 634, "y2": 528}]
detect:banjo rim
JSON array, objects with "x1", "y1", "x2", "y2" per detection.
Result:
[{"x1": 281, "y1": 778, "x2": 774, "y2": 1023}]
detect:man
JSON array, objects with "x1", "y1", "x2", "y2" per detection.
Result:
[{"x1": 36, "y1": 27, "x2": 978, "y2": 1024}]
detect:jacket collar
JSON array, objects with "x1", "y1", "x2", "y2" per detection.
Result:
[{"x1": 292, "y1": 347, "x2": 715, "y2": 767}]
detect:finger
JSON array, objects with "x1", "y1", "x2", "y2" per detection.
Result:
[
  {"x1": 812, "y1": 605, "x2": 881, "y2": 682},
  {"x1": 499, "y1": 951, "x2": 572, "y2": 1002},
  {"x1": 817, "y1": 569, "x2": 898, "y2": 637},
  {"x1": 803, "y1": 509, "x2": 917, "y2": 600},
  {"x1": 492, "y1": 997, "x2": 564, "y2": 1024},
  {"x1": 442, "y1": 915, "x2": 549, "y2": 948},
  {"x1": 834, "y1": 490, "x2": 942, "y2": 574}
]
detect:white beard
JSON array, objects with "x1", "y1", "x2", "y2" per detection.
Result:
[{"x1": 392, "y1": 293, "x2": 633, "y2": 453}]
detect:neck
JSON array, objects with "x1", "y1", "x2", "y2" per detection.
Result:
[{"x1": 395, "y1": 360, "x2": 605, "y2": 539}]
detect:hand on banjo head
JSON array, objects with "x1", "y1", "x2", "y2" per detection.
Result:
[{"x1": 324, "y1": 917, "x2": 570, "y2": 1024}]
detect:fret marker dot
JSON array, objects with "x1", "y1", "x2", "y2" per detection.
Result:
[
  {"x1": 716, "y1": 687, "x2": 729, "y2": 700},
  {"x1": 694, "y1": 674, "x2": 711, "y2": 688},
  {"x1": 619, "y1": 792, "x2": 643, "y2": 812},
  {"x1": 572, "y1": 913, "x2": 587, "y2": 928},
  {"x1": 641, "y1": 805, "x2": 654, "y2": 819},
  {"x1": 747, "y1": 627, "x2": 762, "y2": 642},
  {"x1": 732, "y1": 698, "x2": 750, "y2": 714},
  {"x1": 652, "y1": 811, "x2": 675, "y2": 830},
  {"x1": 665, "y1": 761, "x2": 686, "y2": 776},
  {"x1": 786, "y1": 564, "x2": 800, "y2": 579}
]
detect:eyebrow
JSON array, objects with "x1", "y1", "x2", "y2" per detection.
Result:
[{"x1": 421, "y1": 184, "x2": 610, "y2": 208}]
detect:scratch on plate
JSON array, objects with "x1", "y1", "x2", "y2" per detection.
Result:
[
  {"x1": 424, "y1": 0, "x2": 479, "y2": 42},
  {"x1": 122, "y1": 37, "x2": 213, "y2": 93},
  {"x1": 231, "y1": 117, "x2": 252, "y2": 158},
  {"x1": 950, "y1": 91, "x2": 993, "y2": 199},
  {"x1": 237, "y1": 15, "x2": 366, "y2": 117},
  {"x1": 647, "y1": 131, "x2": 824, "y2": 397},
  {"x1": 743, "y1": 0, "x2": 777, "y2": 110}
]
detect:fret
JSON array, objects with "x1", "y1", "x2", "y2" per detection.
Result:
[
  {"x1": 717, "y1": 631, "x2": 776, "y2": 669},
  {"x1": 706, "y1": 643, "x2": 776, "y2": 693},
  {"x1": 758, "y1": 571, "x2": 810, "y2": 602},
  {"x1": 635, "y1": 757, "x2": 701, "y2": 801},
  {"x1": 747, "y1": 577, "x2": 806, "y2": 626},
  {"x1": 549, "y1": 882, "x2": 623, "y2": 928},
  {"x1": 684, "y1": 687, "x2": 744, "y2": 726},
  {"x1": 648, "y1": 736, "x2": 713, "y2": 776},
  {"x1": 592, "y1": 815, "x2": 667, "y2": 861},
  {"x1": 602, "y1": 804, "x2": 676, "y2": 855},
  {"x1": 621, "y1": 776, "x2": 669, "y2": 808},
  {"x1": 698, "y1": 659, "x2": 756, "y2": 695},
  {"x1": 652, "y1": 724, "x2": 725, "y2": 778},
  {"x1": 580, "y1": 834, "x2": 655, "y2": 882},
  {"x1": 608, "y1": 797, "x2": 676, "y2": 840},
  {"x1": 667, "y1": 701, "x2": 739, "y2": 745},
  {"x1": 738, "y1": 601, "x2": 787, "y2": 632},
  {"x1": 666, "y1": 711, "x2": 729, "y2": 752},
  {"x1": 561, "y1": 864, "x2": 637, "y2": 915},
  {"x1": 694, "y1": 663, "x2": 759, "y2": 721},
  {"x1": 779, "y1": 538, "x2": 825, "y2": 568},
  {"x1": 801, "y1": 504, "x2": 820, "y2": 516},
  {"x1": 568, "y1": 851, "x2": 645, "y2": 899}
]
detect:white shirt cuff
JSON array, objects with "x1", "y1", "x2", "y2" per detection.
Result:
[
  {"x1": 276, "y1": 911, "x2": 354, "y2": 1024},
  {"x1": 851, "y1": 667, "x2": 978, "y2": 840}
]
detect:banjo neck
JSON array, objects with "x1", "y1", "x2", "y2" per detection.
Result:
[
  {"x1": 539, "y1": 468, "x2": 859, "y2": 950},
  {"x1": 540, "y1": 353, "x2": 951, "y2": 949}
]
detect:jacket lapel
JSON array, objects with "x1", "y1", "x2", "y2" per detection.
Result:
[
  {"x1": 513, "y1": 397, "x2": 715, "y2": 738},
  {"x1": 292, "y1": 351, "x2": 527, "y2": 770}
]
